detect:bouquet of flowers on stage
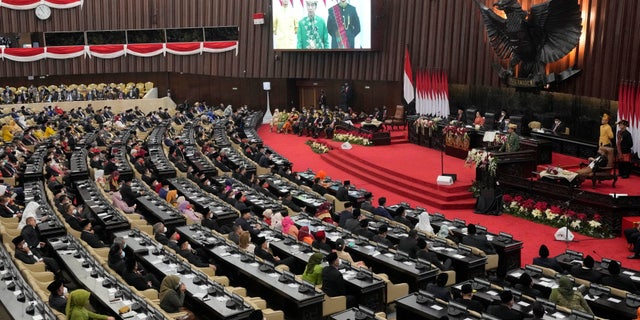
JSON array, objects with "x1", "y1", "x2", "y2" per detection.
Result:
[
  {"x1": 465, "y1": 148, "x2": 497, "y2": 176},
  {"x1": 414, "y1": 117, "x2": 440, "y2": 136},
  {"x1": 306, "y1": 140, "x2": 331, "y2": 154},
  {"x1": 443, "y1": 125, "x2": 469, "y2": 150}
]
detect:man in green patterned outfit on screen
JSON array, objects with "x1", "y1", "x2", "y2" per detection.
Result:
[{"x1": 297, "y1": 0, "x2": 329, "y2": 49}]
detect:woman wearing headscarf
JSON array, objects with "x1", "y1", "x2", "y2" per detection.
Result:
[
  {"x1": 65, "y1": 289, "x2": 115, "y2": 320},
  {"x1": 177, "y1": 197, "x2": 202, "y2": 222},
  {"x1": 107, "y1": 171, "x2": 120, "y2": 192},
  {"x1": 414, "y1": 211, "x2": 434, "y2": 235},
  {"x1": 281, "y1": 216, "x2": 299, "y2": 238},
  {"x1": 271, "y1": 212, "x2": 283, "y2": 231},
  {"x1": 302, "y1": 253, "x2": 325, "y2": 285},
  {"x1": 262, "y1": 208, "x2": 273, "y2": 226},
  {"x1": 298, "y1": 226, "x2": 315, "y2": 245},
  {"x1": 549, "y1": 276, "x2": 593, "y2": 315},
  {"x1": 315, "y1": 202, "x2": 335, "y2": 225},
  {"x1": 159, "y1": 275, "x2": 193, "y2": 318}
]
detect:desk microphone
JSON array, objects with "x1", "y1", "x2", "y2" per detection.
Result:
[{"x1": 592, "y1": 250, "x2": 603, "y2": 260}]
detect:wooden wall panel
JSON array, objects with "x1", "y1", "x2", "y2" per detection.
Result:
[{"x1": 0, "y1": 0, "x2": 639, "y2": 101}]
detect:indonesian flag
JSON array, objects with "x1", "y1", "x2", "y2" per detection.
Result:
[
  {"x1": 253, "y1": 13, "x2": 265, "y2": 25},
  {"x1": 403, "y1": 47, "x2": 415, "y2": 105}
]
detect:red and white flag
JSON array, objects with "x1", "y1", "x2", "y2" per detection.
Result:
[{"x1": 403, "y1": 47, "x2": 415, "y2": 105}]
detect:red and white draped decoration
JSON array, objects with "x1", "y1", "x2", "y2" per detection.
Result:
[
  {"x1": 415, "y1": 70, "x2": 449, "y2": 117},
  {"x1": 0, "y1": 0, "x2": 83, "y2": 10},
  {"x1": 617, "y1": 81, "x2": 640, "y2": 156},
  {"x1": 0, "y1": 41, "x2": 238, "y2": 62}
]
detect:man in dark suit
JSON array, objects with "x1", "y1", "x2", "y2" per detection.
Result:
[
  {"x1": 153, "y1": 222, "x2": 169, "y2": 245},
  {"x1": 486, "y1": 290, "x2": 522, "y2": 320},
  {"x1": 228, "y1": 224, "x2": 243, "y2": 245},
  {"x1": 601, "y1": 261, "x2": 639, "y2": 294},
  {"x1": 234, "y1": 208, "x2": 261, "y2": 237},
  {"x1": 372, "y1": 225, "x2": 394, "y2": 247},
  {"x1": 454, "y1": 283, "x2": 484, "y2": 312},
  {"x1": 570, "y1": 255, "x2": 602, "y2": 283},
  {"x1": 312, "y1": 178, "x2": 328, "y2": 195},
  {"x1": 254, "y1": 236, "x2": 295, "y2": 269},
  {"x1": 80, "y1": 220, "x2": 107, "y2": 248},
  {"x1": 551, "y1": 117, "x2": 566, "y2": 134},
  {"x1": 281, "y1": 192, "x2": 302, "y2": 213},
  {"x1": 416, "y1": 238, "x2": 450, "y2": 271},
  {"x1": 360, "y1": 194, "x2": 375, "y2": 213},
  {"x1": 353, "y1": 219, "x2": 375, "y2": 240},
  {"x1": 425, "y1": 273, "x2": 451, "y2": 301},
  {"x1": 178, "y1": 241, "x2": 216, "y2": 271},
  {"x1": 21, "y1": 216, "x2": 47, "y2": 255},
  {"x1": 532, "y1": 244, "x2": 563, "y2": 273},
  {"x1": 397, "y1": 230, "x2": 419, "y2": 258},
  {"x1": 322, "y1": 252, "x2": 356, "y2": 308},
  {"x1": 337, "y1": 202, "x2": 354, "y2": 228},
  {"x1": 461, "y1": 224, "x2": 496, "y2": 254},
  {"x1": 394, "y1": 206, "x2": 414, "y2": 229},
  {"x1": 372, "y1": 197, "x2": 393, "y2": 219},
  {"x1": 336, "y1": 180, "x2": 350, "y2": 201},
  {"x1": 46, "y1": 280, "x2": 68, "y2": 314},
  {"x1": 514, "y1": 273, "x2": 543, "y2": 299},
  {"x1": 12, "y1": 235, "x2": 61, "y2": 276},
  {"x1": 119, "y1": 177, "x2": 144, "y2": 207},
  {"x1": 166, "y1": 231, "x2": 181, "y2": 252},
  {"x1": 327, "y1": 0, "x2": 361, "y2": 49}
]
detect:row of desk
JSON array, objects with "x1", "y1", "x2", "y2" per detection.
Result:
[
  {"x1": 49, "y1": 235, "x2": 171, "y2": 320},
  {"x1": 113, "y1": 229, "x2": 256, "y2": 320},
  {"x1": 130, "y1": 179, "x2": 186, "y2": 229},
  {"x1": 0, "y1": 243, "x2": 58, "y2": 320},
  {"x1": 166, "y1": 177, "x2": 237, "y2": 226},
  {"x1": 211, "y1": 176, "x2": 287, "y2": 216},
  {"x1": 258, "y1": 173, "x2": 326, "y2": 213},
  {"x1": 386, "y1": 204, "x2": 524, "y2": 271},
  {"x1": 177, "y1": 224, "x2": 326, "y2": 320},
  {"x1": 74, "y1": 178, "x2": 131, "y2": 234},
  {"x1": 291, "y1": 215, "x2": 441, "y2": 291},
  {"x1": 23, "y1": 180, "x2": 65, "y2": 238}
]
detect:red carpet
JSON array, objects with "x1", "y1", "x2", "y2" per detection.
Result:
[{"x1": 258, "y1": 124, "x2": 640, "y2": 269}]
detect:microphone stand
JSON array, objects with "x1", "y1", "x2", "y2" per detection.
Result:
[{"x1": 558, "y1": 189, "x2": 584, "y2": 248}]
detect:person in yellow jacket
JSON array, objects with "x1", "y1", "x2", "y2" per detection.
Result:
[
  {"x1": 1, "y1": 124, "x2": 13, "y2": 142},
  {"x1": 44, "y1": 122, "x2": 57, "y2": 138},
  {"x1": 599, "y1": 113, "x2": 614, "y2": 147}
]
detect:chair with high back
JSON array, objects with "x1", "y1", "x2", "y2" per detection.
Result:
[
  {"x1": 375, "y1": 273, "x2": 409, "y2": 306},
  {"x1": 324, "y1": 193, "x2": 346, "y2": 213},
  {"x1": 140, "y1": 288, "x2": 160, "y2": 304},
  {"x1": 587, "y1": 146, "x2": 617, "y2": 188},
  {"x1": 145, "y1": 81, "x2": 155, "y2": 91},
  {"x1": 383, "y1": 105, "x2": 406, "y2": 130},
  {"x1": 528, "y1": 121, "x2": 542, "y2": 130},
  {"x1": 322, "y1": 294, "x2": 347, "y2": 317}
]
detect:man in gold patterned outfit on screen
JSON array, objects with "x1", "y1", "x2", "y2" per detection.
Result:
[
  {"x1": 327, "y1": 0, "x2": 361, "y2": 49},
  {"x1": 273, "y1": 0, "x2": 298, "y2": 49}
]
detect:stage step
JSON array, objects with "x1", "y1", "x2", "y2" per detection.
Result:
[{"x1": 320, "y1": 148, "x2": 476, "y2": 210}]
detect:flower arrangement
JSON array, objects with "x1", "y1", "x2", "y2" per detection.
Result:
[
  {"x1": 414, "y1": 117, "x2": 440, "y2": 135},
  {"x1": 502, "y1": 194, "x2": 611, "y2": 238},
  {"x1": 305, "y1": 140, "x2": 330, "y2": 154},
  {"x1": 333, "y1": 129, "x2": 372, "y2": 146},
  {"x1": 465, "y1": 148, "x2": 497, "y2": 176}
]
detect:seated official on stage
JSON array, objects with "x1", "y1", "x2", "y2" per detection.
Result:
[
  {"x1": 575, "y1": 147, "x2": 608, "y2": 178},
  {"x1": 550, "y1": 117, "x2": 567, "y2": 135}
]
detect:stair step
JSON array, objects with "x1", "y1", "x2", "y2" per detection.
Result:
[{"x1": 320, "y1": 151, "x2": 475, "y2": 210}]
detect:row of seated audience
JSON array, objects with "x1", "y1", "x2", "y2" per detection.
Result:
[
  {"x1": 1, "y1": 97, "x2": 637, "y2": 320},
  {"x1": 2, "y1": 81, "x2": 154, "y2": 104}
]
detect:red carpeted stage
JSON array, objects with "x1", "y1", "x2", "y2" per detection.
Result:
[{"x1": 258, "y1": 124, "x2": 640, "y2": 268}]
